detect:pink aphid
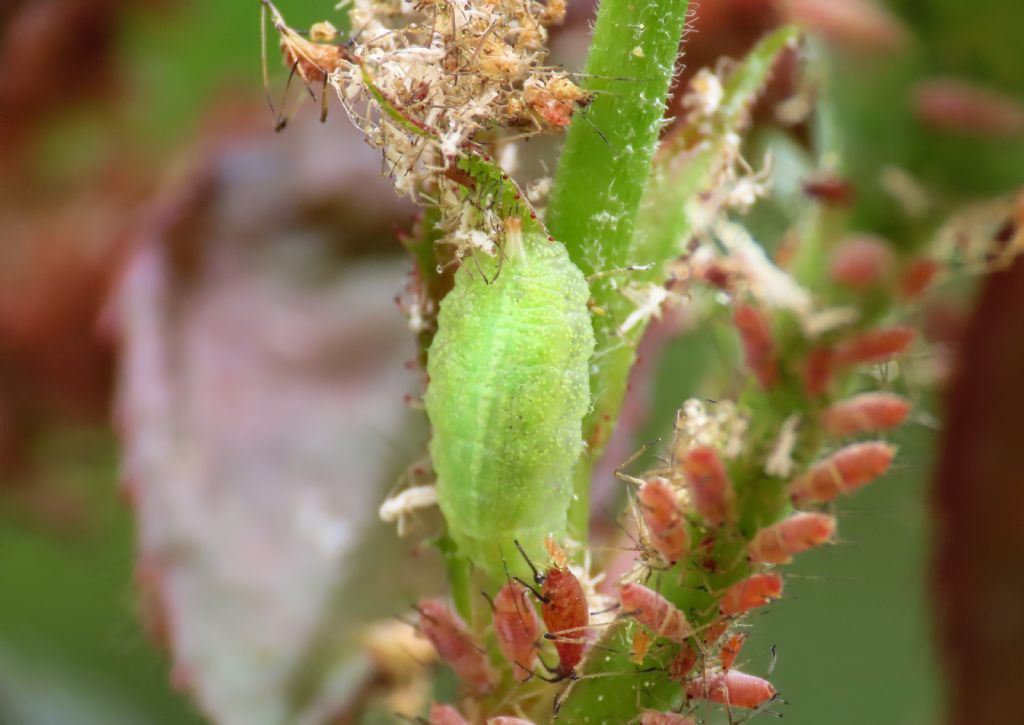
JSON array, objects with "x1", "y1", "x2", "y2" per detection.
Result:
[
  {"x1": 418, "y1": 599, "x2": 496, "y2": 696},
  {"x1": 719, "y1": 632, "x2": 747, "y2": 671},
  {"x1": 638, "y1": 477, "x2": 690, "y2": 565},
  {"x1": 823, "y1": 392, "x2": 910, "y2": 437},
  {"x1": 687, "y1": 670, "x2": 777, "y2": 709},
  {"x1": 493, "y1": 580, "x2": 541, "y2": 681},
  {"x1": 802, "y1": 345, "x2": 836, "y2": 398},
  {"x1": 430, "y1": 703, "x2": 470, "y2": 725},
  {"x1": 619, "y1": 583, "x2": 693, "y2": 642},
  {"x1": 789, "y1": 441, "x2": 896, "y2": 504},
  {"x1": 719, "y1": 573, "x2": 784, "y2": 617},
  {"x1": 834, "y1": 326, "x2": 915, "y2": 367},
  {"x1": 733, "y1": 304, "x2": 778, "y2": 389},
  {"x1": 680, "y1": 446, "x2": 735, "y2": 526},
  {"x1": 829, "y1": 235, "x2": 894, "y2": 289},
  {"x1": 640, "y1": 711, "x2": 697, "y2": 725},
  {"x1": 749, "y1": 512, "x2": 837, "y2": 565}
]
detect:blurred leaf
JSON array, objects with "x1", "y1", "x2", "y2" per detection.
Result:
[{"x1": 113, "y1": 120, "x2": 438, "y2": 725}]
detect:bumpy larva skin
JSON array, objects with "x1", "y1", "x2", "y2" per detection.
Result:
[{"x1": 425, "y1": 231, "x2": 594, "y2": 578}]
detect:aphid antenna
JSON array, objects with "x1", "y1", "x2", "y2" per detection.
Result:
[
  {"x1": 514, "y1": 538, "x2": 546, "y2": 586},
  {"x1": 613, "y1": 438, "x2": 664, "y2": 485},
  {"x1": 587, "y1": 263, "x2": 657, "y2": 283}
]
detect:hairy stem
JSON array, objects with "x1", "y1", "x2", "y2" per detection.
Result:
[{"x1": 547, "y1": 0, "x2": 692, "y2": 541}]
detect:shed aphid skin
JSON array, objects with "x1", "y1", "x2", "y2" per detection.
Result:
[
  {"x1": 639, "y1": 711, "x2": 697, "y2": 725},
  {"x1": 618, "y1": 583, "x2": 694, "y2": 643},
  {"x1": 686, "y1": 670, "x2": 777, "y2": 709},
  {"x1": 789, "y1": 441, "x2": 897, "y2": 505},
  {"x1": 822, "y1": 392, "x2": 911, "y2": 437},
  {"x1": 492, "y1": 580, "x2": 542, "y2": 681},
  {"x1": 379, "y1": 484, "x2": 438, "y2": 536},
  {"x1": 748, "y1": 512, "x2": 837, "y2": 565},
  {"x1": 637, "y1": 477, "x2": 690, "y2": 565},
  {"x1": 718, "y1": 632, "x2": 747, "y2": 672},
  {"x1": 426, "y1": 222, "x2": 594, "y2": 579},
  {"x1": 513, "y1": 541, "x2": 590, "y2": 680},
  {"x1": 417, "y1": 599, "x2": 497, "y2": 696},
  {"x1": 429, "y1": 703, "x2": 471, "y2": 725},
  {"x1": 719, "y1": 573, "x2": 784, "y2": 617},
  {"x1": 679, "y1": 446, "x2": 736, "y2": 527}
]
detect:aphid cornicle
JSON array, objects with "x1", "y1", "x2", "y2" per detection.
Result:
[{"x1": 425, "y1": 221, "x2": 594, "y2": 578}]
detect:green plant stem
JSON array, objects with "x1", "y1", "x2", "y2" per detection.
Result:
[{"x1": 547, "y1": 0, "x2": 692, "y2": 542}]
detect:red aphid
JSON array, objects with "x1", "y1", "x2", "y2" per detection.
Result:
[
  {"x1": 418, "y1": 599, "x2": 496, "y2": 695},
  {"x1": 669, "y1": 644, "x2": 699, "y2": 681},
  {"x1": 900, "y1": 257, "x2": 940, "y2": 299},
  {"x1": 619, "y1": 583, "x2": 693, "y2": 642},
  {"x1": 802, "y1": 175, "x2": 855, "y2": 206},
  {"x1": 680, "y1": 446, "x2": 735, "y2": 526},
  {"x1": 834, "y1": 326, "x2": 915, "y2": 367},
  {"x1": 631, "y1": 626, "x2": 653, "y2": 665},
  {"x1": 803, "y1": 345, "x2": 836, "y2": 397},
  {"x1": 638, "y1": 477, "x2": 690, "y2": 565},
  {"x1": 687, "y1": 670, "x2": 777, "y2": 709},
  {"x1": 719, "y1": 632, "x2": 747, "y2": 671},
  {"x1": 733, "y1": 304, "x2": 778, "y2": 389},
  {"x1": 719, "y1": 573, "x2": 784, "y2": 617},
  {"x1": 493, "y1": 581, "x2": 541, "y2": 681},
  {"x1": 749, "y1": 512, "x2": 837, "y2": 564},
  {"x1": 913, "y1": 78, "x2": 1024, "y2": 137},
  {"x1": 539, "y1": 566, "x2": 589, "y2": 677},
  {"x1": 829, "y1": 235, "x2": 894, "y2": 289},
  {"x1": 789, "y1": 441, "x2": 896, "y2": 504},
  {"x1": 701, "y1": 620, "x2": 729, "y2": 647},
  {"x1": 640, "y1": 711, "x2": 697, "y2": 725},
  {"x1": 430, "y1": 703, "x2": 470, "y2": 725},
  {"x1": 823, "y1": 392, "x2": 910, "y2": 437}
]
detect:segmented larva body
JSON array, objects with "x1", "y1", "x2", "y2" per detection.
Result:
[
  {"x1": 637, "y1": 477, "x2": 690, "y2": 565},
  {"x1": 686, "y1": 670, "x2": 777, "y2": 708},
  {"x1": 430, "y1": 703, "x2": 470, "y2": 725},
  {"x1": 493, "y1": 580, "x2": 541, "y2": 680},
  {"x1": 418, "y1": 599, "x2": 496, "y2": 696},
  {"x1": 425, "y1": 227, "x2": 594, "y2": 577},
  {"x1": 748, "y1": 512, "x2": 836, "y2": 564},
  {"x1": 789, "y1": 441, "x2": 896, "y2": 504},
  {"x1": 719, "y1": 573, "x2": 784, "y2": 617},
  {"x1": 823, "y1": 392, "x2": 910, "y2": 437},
  {"x1": 619, "y1": 583, "x2": 693, "y2": 642},
  {"x1": 640, "y1": 711, "x2": 697, "y2": 725}
]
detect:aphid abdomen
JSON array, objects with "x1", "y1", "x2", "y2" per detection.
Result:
[{"x1": 426, "y1": 230, "x2": 594, "y2": 577}]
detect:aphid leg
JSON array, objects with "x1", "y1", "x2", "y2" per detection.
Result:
[{"x1": 613, "y1": 438, "x2": 664, "y2": 486}]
